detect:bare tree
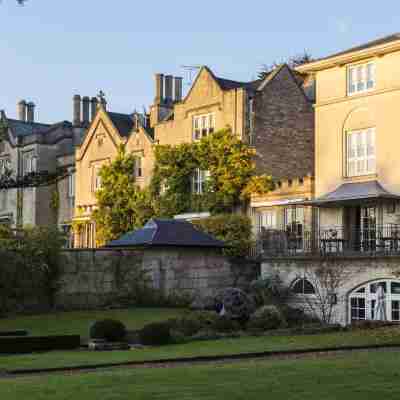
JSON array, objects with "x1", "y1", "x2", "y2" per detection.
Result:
[
  {"x1": 300, "y1": 260, "x2": 350, "y2": 324},
  {"x1": 259, "y1": 51, "x2": 314, "y2": 79}
]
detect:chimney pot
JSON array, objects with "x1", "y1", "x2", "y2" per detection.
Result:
[
  {"x1": 174, "y1": 77, "x2": 183, "y2": 102},
  {"x1": 165, "y1": 75, "x2": 173, "y2": 103},
  {"x1": 73, "y1": 95, "x2": 81, "y2": 126},
  {"x1": 17, "y1": 100, "x2": 27, "y2": 121},
  {"x1": 82, "y1": 96, "x2": 90, "y2": 124},
  {"x1": 154, "y1": 73, "x2": 164, "y2": 104},
  {"x1": 90, "y1": 97, "x2": 98, "y2": 121},
  {"x1": 26, "y1": 102, "x2": 35, "y2": 122}
]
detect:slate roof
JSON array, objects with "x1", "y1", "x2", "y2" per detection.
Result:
[
  {"x1": 106, "y1": 219, "x2": 226, "y2": 248},
  {"x1": 7, "y1": 119, "x2": 51, "y2": 137},
  {"x1": 309, "y1": 181, "x2": 400, "y2": 206},
  {"x1": 308, "y1": 33, "x2": 400, "y2": 64},
  {"x1": 107, "y1": 112, "x2": 134, "y2": 137}
]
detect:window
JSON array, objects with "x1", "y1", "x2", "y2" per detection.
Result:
[
  {"x1": 192, "y1": 169, "x2": 210, "y2": 194},
  {"x1": 257, "y1": 210, "x2": 277, "y2": 232},
  {"x1": 348, "y1": 62, "x2": 375, "y2": 95},
  {"x1": 346, "y1": 128, "x2": 376, "y2": 177},
  {"x1": 0, "y1": 190, "x2": 7, "y2": 210},
  {"x1": 0, "y1": 158, "x2": 10, "y2": 175},
  {"x1": 292, "y1": 278, "x2": 315, "y2": 295},
  {"x1": 134, "y1": 157, "x2": 142, "y2": 178},
  {"x1": 92, "y1": 166, "x2": 102, "y2": 192},
  {"x1": 68, "y1": 172, "x2": 75, "y2": 198},
  {"x1": 23, "y1": 152, "x2": 37, "y2": 174},
  {"x1": 193, "y1": 114, "x2": 215, "y2": 141}
]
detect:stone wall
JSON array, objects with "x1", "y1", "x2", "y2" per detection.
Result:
[
  {"x1": 253, "y1": 65, "x2": 314, "y2": 180},
  {"x1": 261, "y1": 256, "x2": 400, "y2": 325},
  {"x1": 56, "y1": 248, "x2": 259, "y2": 310}
]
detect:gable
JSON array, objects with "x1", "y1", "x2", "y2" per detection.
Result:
[{"x1": 76, "y1": 108, "x2": 123, "y2": 162}]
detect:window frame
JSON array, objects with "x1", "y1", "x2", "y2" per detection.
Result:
[
  {"x1": 291, "y1": 278, "x2": 316, "y2": 295},
  {"x1": 347, "y1": 61, "x2": 376, "y2": 96},
  {"x1": 92, "y1": 165, "x2": 102, "y2": 192},
  {"x1": 346, "y1": 127, "x2": 376, "y2": 177},
  {"x1": 68, "y1": 171, "x2": 75, "y2": 199},
  {"x1": 134, "y1": 157, "x2": 143, "y2": 178},
  {"x1": 192, "y1": 168, "x2": 210, "y2": 195},
  {"x1": 192, "y1": 113, "x2": 215, "y2": 141}
]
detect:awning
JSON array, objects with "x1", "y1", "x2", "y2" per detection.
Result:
[{"x1": 305, "y1": 181, "x2": 400, "y2": 207}]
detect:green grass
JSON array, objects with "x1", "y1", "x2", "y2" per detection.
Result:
[
  {"x1": 0, "y1": 308, "x2": 184, "y2": 338},
  {"x1": 2, "y1": 326, "x2": 400, "y2": 372},
  {"x1": 2, "y1": 351, "x2": 400, "y2": 399}
]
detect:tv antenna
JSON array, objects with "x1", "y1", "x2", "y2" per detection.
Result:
[{"x1": 181, "y1": 65, "x2": 202, "y2": 87}]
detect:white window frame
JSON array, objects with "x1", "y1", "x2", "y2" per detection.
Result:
[
  {"x1": 346, "y1": 128, "x2": 376, "y2": 177},
  {"x1": 23, "y1": 152, "x2": 36, "y2": 175},
  {"x1": 0, "y1": 158, "x2": 10, "y2": 176},
  {"x1": 192, "y1": 113, "x2": 215, "y2": 141},
  {"x1": 134, "y1": 157, "x2": 142, "y2": 178},
  {"x1": 68, "y1": 172, "x2": 75, "y2": 198},
  {"x1": 347, "y1": 62, "x2": 375, "y2": 96},
  {"x1": 257, "y1": 210, "x2": 277, "y2": 232},
  {"x1": 192, "y1": 169, "x2": 210, "y2": 194},
  {"x1": 92, "y1": 165, "x2": 102, "y2": 192}
]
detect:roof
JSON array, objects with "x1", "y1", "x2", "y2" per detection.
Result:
[
  {"x1": 308, "y1": 181, "x2": 400, "y2": 206},
  {"x1": 106, "y1": 219, "x2": 226, "y2": 249},
  {"x1": 107, "y1": 112, "x2": 134, "y2": 137},
  {"x1": 7, "y1": 119, "x2": 51, "y2": 137},
  {"x1": 215, "y1": 77, "x2": 259, "y2": 91}
]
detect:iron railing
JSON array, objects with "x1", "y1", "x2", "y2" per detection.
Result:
[{"x1": 254, "y1": 224, "x2": 400, "y2": 257}]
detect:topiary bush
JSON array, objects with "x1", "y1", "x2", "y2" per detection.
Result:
[
  {"x1": 246, "y1": 305, "x2": 287, "y2": 332},
  {"x1": 280, "y1": 305, "x2": 319, "y2": 327},
  {"x1": 89, "y1": 319, "x2": 127, "y2": 342},
  {"x1": 139, "y1": 321, "x2": 172, "y2": 345}
]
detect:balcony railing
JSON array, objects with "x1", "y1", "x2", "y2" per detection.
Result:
[{"x1": 254, "y1": 224, "x2": 400, "y2": 257}]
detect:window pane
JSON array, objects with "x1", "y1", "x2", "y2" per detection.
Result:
[{"x1": 391, "y1": 282, "x2": 400, "y2": 294}]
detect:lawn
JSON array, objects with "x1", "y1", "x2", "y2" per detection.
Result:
[
  {"x1": 2, "y1": 325, "x2": 400, "y2": 372},
  {"x1": 1, "y1": 351, "x2": 400, "y2": 399},
  {"x1": 0, "y1": 308, "x2": 184, "y2": 338}
]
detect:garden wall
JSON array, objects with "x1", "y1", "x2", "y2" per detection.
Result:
[{"x1": 56, "y1": 248, "x2": 258, "y2": 310}]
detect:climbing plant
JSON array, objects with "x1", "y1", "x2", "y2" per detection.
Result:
[
  {"x1": 151, "y1": 128, "x2": 274, "y2": 217},
  {"x1": 92, "y1": 145, "x2": 154, "y2": 245}
]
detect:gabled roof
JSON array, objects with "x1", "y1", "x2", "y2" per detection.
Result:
[
  {"x1": 106, "y1": 218, "x2": 226, "y2": 249},
  {"x1": 107, "y1": 112, "x2": 134, "y2": 138}
]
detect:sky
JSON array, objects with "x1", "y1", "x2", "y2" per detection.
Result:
[{"x1": 0, "y1": 0, "x2": 399, "y2": 123}]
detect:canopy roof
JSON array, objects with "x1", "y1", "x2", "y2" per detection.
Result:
[
  {"x1": 307, "y1": 181, "x2": 400, "y2": 207},
  {"x1": 106, "y1": 219, "x2": 226, "y2": 249}
]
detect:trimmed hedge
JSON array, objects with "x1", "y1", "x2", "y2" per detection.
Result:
[
  {"x1": 89, "y1": 319, "x2": 126, "y2": 342},
  {"x1": 0, "y1": 335, "x2": 81, "y2": 354},
  {"x1": 0, "y1": 330, "x2": 29, "y2": 337},
  {"x1": 139, "y1": 321, "x2": 172, "y2": 345}
]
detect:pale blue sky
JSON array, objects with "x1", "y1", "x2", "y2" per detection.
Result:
[{"x1": 0, "y1": 0, "x2": 399, "y2": 122}]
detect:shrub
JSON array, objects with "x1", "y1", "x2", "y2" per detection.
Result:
[
  {"x1": 212, "y1": 316, "x2": 241, "y2": 333},
  {"x1": 249, "y1": 276, "x2": 292, "y2": 307},
  {"x1": 247, "y1": 305, "x2": 287, "y2": 332},
  {"x1": 193, "y1": 214, "x2": 254, "y2": 258},
  {"x1": 89, "y1": 319, "x2": 127, "y2": 342},
  {"x1": 280, "y1": 305, "x2": 319, "y2": 327},
  {"x1": 139, "y1": 321, "x2": 172, "y2": 345},
  {"x1": 169, "y1": 311, "x2": 219, "y2": 337}
]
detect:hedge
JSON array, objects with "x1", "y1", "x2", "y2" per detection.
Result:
[{"x1": 0, "y1": 335, "x2": 81, "y2": 354}]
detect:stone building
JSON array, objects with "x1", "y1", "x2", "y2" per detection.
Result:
[
  {"x1": 0, "y1": 98, "x2": 86, "y2": 245},
  {"x1": 260, "y1": 33, "x2": 400, "y2": 325},
  {"x1": 73, "y1": 65, "x2": 315, "y2": 247}
]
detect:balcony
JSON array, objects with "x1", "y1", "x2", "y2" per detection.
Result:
[{"x1": 254, "y1": 224, "x2": 400, "y2": 258}]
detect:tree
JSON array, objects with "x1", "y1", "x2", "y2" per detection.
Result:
[
  {"x1": 300, "y1": 260, "x2": 351, "y2": 324},
  {"x1": 92, "y1": 146, "x2": 154, "y2": 245},
  {"x1": 259, "y1": 51, "x2": 314, "y2": 79}
]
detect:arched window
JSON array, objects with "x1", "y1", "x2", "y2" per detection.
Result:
[
  {"x1": 349, "y1": 279, "x2": 400, "y2": 323},
  {"x1": 292, "y1": 278, "x2": 315, "y2": 295}
]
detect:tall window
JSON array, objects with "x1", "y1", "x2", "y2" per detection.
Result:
[
  {"x1": 0, "y1": 158, "x2": 10, "y2": 175},
  {"x1": 192, "y1": 169, "x2": 210, "y2": 194},
  {"x1": 348, "y1": 62, "x2": 375, "y2": 95},
  {"x1": 23, "y1": 152, "x2": 37, "y2": 174},
  {"x1": 346, "y1": 128, "x2": 376, "y2": 177},
  {"x1": 193, "y1": 114, "x2": 215, "y2": 141},
  {"x1": 92, "y1": 166, "x2": 102, "y2": 192},
  {"x1": 134, "y1": 157, "x2": 142, "y2": 178},
  {"x1": 257, "y1": 210, "x2": 276, "y2": 232},
  {"x1": 68, "y1": 172, "x2": 75, "y2": 199}
]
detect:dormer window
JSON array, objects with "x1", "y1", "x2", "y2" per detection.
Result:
[{"x1": 348, "y1": 62, "x2": 375, "y2": 95}]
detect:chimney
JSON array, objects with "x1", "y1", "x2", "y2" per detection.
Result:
[
  {"x1": 17, "y1": 100, "x2": 27, "y2": 121},
  {"x1": 73, "y1": 95, "x2": 81, "y2": 126},
  {"x1": 154, "y1": 73, "x2": 164, "y2": 104},
  {"x1": 90, "y1": 97, "x2": 98, "y2": 120},
  {"x1": 174, "y1": 77, "x2": 183, "y2": 102},
  {"x1": 165, "y1": 75, "x2": 173, "y2": 103},
  {"x1": 82, "y1": 96, "x2": 90, "y2": 124},
  {"x1": 26, "y1": 102, "x2": 35, "y2": 122}
]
